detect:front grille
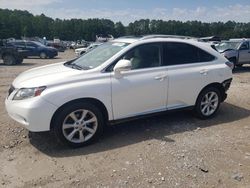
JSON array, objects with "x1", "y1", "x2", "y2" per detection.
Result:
[{"x1": 8, "y1": 85, "x2": 15, "y2": 96}]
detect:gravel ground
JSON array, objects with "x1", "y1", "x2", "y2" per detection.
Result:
[{"x1": 0, "y1": 50, "x2": 250, "y2": 188}]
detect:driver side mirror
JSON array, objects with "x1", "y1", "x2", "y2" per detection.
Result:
[{"x1": 114, "y1": 59, "x2": 132, "y2": 78}]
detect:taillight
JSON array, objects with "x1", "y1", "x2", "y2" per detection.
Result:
[{"x1": 225, "y1": 61, "x2": 234, "y2": 70}]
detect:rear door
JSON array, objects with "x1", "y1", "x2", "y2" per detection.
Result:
[
  {"x1": 163, "y1": 42, "x2": 215, "y2": 109},
  {"x1": 26, "y1": 42, "x2": 38, "y2": 56},
  {"x1": 14, "y1": 41, "x2": 26, "y2": 51},
  {"x1": 238, "y1": 41, "x2": 250, "y2": 63}
]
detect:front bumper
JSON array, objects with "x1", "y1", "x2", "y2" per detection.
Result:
[{"x1": 5, "y1": 95, "x2": 58, "y2": 132}]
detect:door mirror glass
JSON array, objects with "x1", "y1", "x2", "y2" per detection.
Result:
[{"x1": 114, "y1": 59, "x2": 132, "y2": 77}]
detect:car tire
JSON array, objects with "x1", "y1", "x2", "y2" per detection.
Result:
[
  {"x1": 16, "y1": 58, "x2": 23, "y2": 64},
  {"x1": 52, "y1": 101, "x2": 104, "y2": 147},
  {"x1": 3, "y1": 54, "x2": 16, "y2": 65},
  {"x1": 194, "y1": 87, "x2": 221, "y2": 119},
  {"x1": 40, "y1": 52, "x2": 47, "y2": 59}
]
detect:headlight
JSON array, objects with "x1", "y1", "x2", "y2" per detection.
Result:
[{"x1": 13, "y1": 86, "x2": 46, "y2": 100}]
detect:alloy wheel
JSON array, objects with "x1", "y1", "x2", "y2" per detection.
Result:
[
  {"x1": 200, "y1": 91, "x2": 219, "y2": 116},
  {"x1": 62, "y1": 109, "x2": 98, "y2": 143}
]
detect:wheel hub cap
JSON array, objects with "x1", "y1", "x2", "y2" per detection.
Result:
[
  {"x1": 200, "y1": 91, "x2": 219, "y2": 116},
  {"x1": 62, "y1": 109, "x2": 98, "y2": 144}
]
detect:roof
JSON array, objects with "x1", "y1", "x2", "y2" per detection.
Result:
[{"x1": 113, "y1": 35, "x2": 198, "y2": 44}]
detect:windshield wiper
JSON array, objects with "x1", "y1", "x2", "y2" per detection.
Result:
[{"x1": 64, "y1": 63, "x2": 83, "y2": 70}]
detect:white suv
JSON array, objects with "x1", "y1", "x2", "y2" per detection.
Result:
[{"x1": 5, "y1": 35, "x2": 233, "y2": 147}]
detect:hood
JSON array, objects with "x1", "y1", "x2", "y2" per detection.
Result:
[
  {"x1": 218, "y1": 48, "x2": 236, "y2": 53},
  {"x1": 12, "y1": 62, "x2": 83, "y2": 88}
]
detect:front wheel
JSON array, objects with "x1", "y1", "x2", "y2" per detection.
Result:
[
  {"x1": 195, "y1": 87, "x2": 221, "y2": 119},
  {"x1": 52, "y1": 102, "x2": 104, "y2": 147},
  {"x1": 3, "y1": 54, "x2": 16, "y2": 65},
  {"x1": 40, "y1": 52, "x2": 47, "y2": 59}
]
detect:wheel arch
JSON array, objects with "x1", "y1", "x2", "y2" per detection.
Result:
[
  {"x1": 50, "y1": 98, "x2": 109, "y2": 130},
  {"x1": 196, "y1": 82, "x2": 226, "y2": 104}
]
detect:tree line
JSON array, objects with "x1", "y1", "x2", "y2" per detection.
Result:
[{"x1": 1, "y1": 8, "x2": 250, "y2": 41}]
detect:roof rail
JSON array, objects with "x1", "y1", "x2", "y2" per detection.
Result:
[
  {"x1": 117, "y1": 36, "x2": 143, "y2": 39},
  {"x1": 140, "y1": 35, "x2": 197, "y2": 40}
]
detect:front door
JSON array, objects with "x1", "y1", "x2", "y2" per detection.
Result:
[
  {"x1": 111, "y1": 43, "x2": 168, "y2": 120},
  {"x1": 238, "y1": 41, "x2": 250, "y2": 63}
]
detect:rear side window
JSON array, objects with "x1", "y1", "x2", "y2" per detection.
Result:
[
  {"x1": 27, "y1": 42, "x2": 37, "y2": 47},
  {"x1": 163, "y1": 42, "x2": 215, "y2": 66},
  {"x1": 14, "y1": 42, "x2": 25, "y2": 47}
]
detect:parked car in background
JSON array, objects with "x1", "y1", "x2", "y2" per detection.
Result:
[
  {"x1": 47, "y1": 41, "x2": 66, "y2": 52},
  {"x1": 75, "y1": 43, "x2": 102, "y2": 56},
  {"x1": 7, "y1": 40, "x2": 58, "y2": 59},
  {"x1": 0, "y1": 39, "x2": 25, "y2": 65},
  {"x1": 70, "y1": 41, "x2": 90, "y2": 49},
  {"x1": 215, "y1": 39, "x2": 250, "y2": 69},
  {"x1": 5, "y1": 35, "x2": 233, "y2": 147},
  {"x1": 96, "y1": 34, "x2": 114, "y2": 42}
]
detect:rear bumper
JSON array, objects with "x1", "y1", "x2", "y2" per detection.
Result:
[
  {"x1": 221, "y1": 78, "x2": 232, "y2": 102},
  {"x1": 222, "y1": 78, "x2": 233, "y2": 92}
]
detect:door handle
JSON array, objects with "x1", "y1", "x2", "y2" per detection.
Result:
[
  {"x1": 155, "y1": 74, "x2": 168, "y2": 81},
  {"x1": 200, "y1": 69, "x2": 208, "y2": 75}
]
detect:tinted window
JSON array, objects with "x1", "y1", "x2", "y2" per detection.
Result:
[
  {"x1": 14, "y1": 42, "x2": 25, "y2": 47},
  {"x1": 122, "y1": 43, "x2": 161, "y2": 70},
  {"x1": 27, "y1": 42, "x2": 38, "y2": 47},
  {"x1": 163, "y1": 42, "x2": 215, "y2": 66},
  {"x1": 240, "y1": 42, "x2": 249, "y2": 50}
]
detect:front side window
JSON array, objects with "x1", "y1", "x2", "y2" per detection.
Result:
[
  {"x1": 122, "y1": 43, "x2": 161, "y2": 70},
  {"x1": 240, "y1": 42, "x2": 249, "y2": 50},
  {"x1": 163, "y1": 42, "x2": 215, "y2": 66}
]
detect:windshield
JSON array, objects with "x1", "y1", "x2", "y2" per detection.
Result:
[
  {"x1": 215, "y1": 42, "x2": 241, "y2": 52},
  {"x1": 71, "y1": 42, "x2": 129, "y2": 69}
]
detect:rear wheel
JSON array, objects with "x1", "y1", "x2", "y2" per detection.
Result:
[
  {"x1": 16, "y1": 58, "x2": 23, "y2": 64},
  {"x1": 195, "y1": 87, "x2": 221, "y2": 119},
  {"x1": 3, "y1": 54, "x2": 16, "y2": 65},
  {"x1": 40, "y1": 52, "x2": 47, "y2": 59},
  {"x1": 52, "y1": 101, "x2": 104, "y2": 147}
]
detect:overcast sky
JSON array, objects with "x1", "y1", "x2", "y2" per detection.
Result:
[{"x1": 0, "y1": 0, "x2": 250, "y2": 24}]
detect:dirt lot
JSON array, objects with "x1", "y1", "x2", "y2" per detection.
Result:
[{"x1": 0, "y1": 50, "x2": 250, "y2": 188}]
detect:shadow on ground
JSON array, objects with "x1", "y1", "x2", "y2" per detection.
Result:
[
  {"x1": 25, "y1": 56, "x2": 62, "y2": 60},
  {"x1": 234, "y1": 65, "x2": 250, "y2": 73},
  {"x1": 0, "y1": 63, "x2": 36, "y2": 66},
  {"x1": 29, "y1": 102, "x2": 250, "y2": 157}
]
